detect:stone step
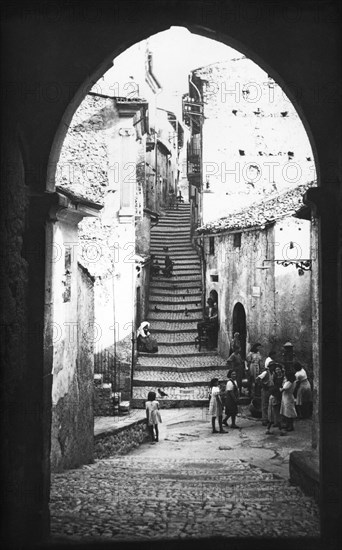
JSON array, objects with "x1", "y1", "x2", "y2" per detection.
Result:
[
  {"x1": 151, "y1": 257, "x2": 200, "y2": 265},
  {"x1": 150, "y1": 277, "x2": 202, "y2": 286},
  {"x1": 151, "y1": 260, "x2": 200, "y2": 267},
  {"x1": 148, "y1": 312, "x2": 202, "y2": 322},
  {"x1": 150, "y1": 289, "x2": 202, "y2": 298},
  {"x1": 149, "y1": 304, "x2": 202, "y2": 313},
  {"x1": 137, "y1": 355, "x2": 226, "y2": 369},
  {"x1": 151, "y1": 332, "x2": 200, "y2": 344},
  {"x1": 157, "y1": 218, "x2": 190, "y2": 224},
  {"x1": 156, "y1": 225, "x2": 190, "y2": 229},
  {"x1": 151, "y1": 270, "x2": 201, "y2": 279},
  {"x1": 149, "y1": 295, "x2": 202, "y2": 304},
  {"x1": 135, "y1": 352, "x2": 217, "y2": 364},
  {"x1": 151, "y1": 280, "x2": 202, "y2": 288},
  {"x1": 151, "y1": 246, "x2": 194, "y2": 254},
  {"x1": 152, "y1": 231, "x2": 191, "y2": 237},
  {"x1": 151, "y1": 241, "x2": 192, "y2": 248},
  {"x1": 133, "y1": 369, "x2": 228, "y2": 385},
  {"x1": 151, "y1": 251, "x2": 199, "y2": 263},
  {"x1": 151, "y1": 253, "x2": 199, "y2": 261},
  {"x1": 161, "y1": 208, "x2": 190, "y2": 214},
  {"x1": 151, "y1": 232, "x2": 191, "y2": 238},
  {"x1": 132, "y1": 385, "x2": 211, "y2": 401},
  {"x1": 156, "y1": 216, "x2": 190, "y2": 222},
  {"x1": 159, "y1": 212, "x2": 190, "y2": 218},
  {"x1": 149, "y1": 321, "x2": 198, "y2": 333},
  {"x1": 136, "y1": 344, "x2": 216, "y2": 357}
]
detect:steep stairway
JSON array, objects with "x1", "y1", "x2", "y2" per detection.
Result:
[{"x1": 132, "y1": 203, "x2": 226, "y2": 407}]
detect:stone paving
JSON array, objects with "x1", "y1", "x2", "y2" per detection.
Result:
[{"x1": 50, "y1": 408, "x2": 320, "y2": 543}]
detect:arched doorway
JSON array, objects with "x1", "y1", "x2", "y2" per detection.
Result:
[{"x1": 232, "y1": 302, "x2": 246, "y2": 360}]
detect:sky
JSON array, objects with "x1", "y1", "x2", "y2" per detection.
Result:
[
  {"x1": 143, "y1": 27, "x2": 241, "y2": 112},
  {"x1": 104, "y1": 26, "x2": 243, "y2": 118}
]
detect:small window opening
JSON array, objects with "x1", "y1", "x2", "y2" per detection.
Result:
[
  {"x1": 234, "y1": 233, "x2": 241, "y2": 248},
  {"x1": 209, "y1": 236, "x2": 215, "y2": 255}
]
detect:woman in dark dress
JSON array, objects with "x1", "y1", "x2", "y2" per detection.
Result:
[
  {"x1": 222, "y1": 369, "x2": 240, "y2": 429},
  {"x1": 137, "y1": 322, "x2": 158, "y2": 353}
]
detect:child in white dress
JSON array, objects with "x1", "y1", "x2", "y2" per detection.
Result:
[{"x1": 146, "y1": 391, "x2": 162, "y2": 443}]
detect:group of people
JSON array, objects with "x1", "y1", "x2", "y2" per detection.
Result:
[
  {"x1": 257, "y1": 356, "x2": 313, "y2": 433},
  {"x1": 144, "y1": 356, "x2": 312, "y2": 444},
  {"x1": 208, "y1": 371, "x2": 240, "y2": 433},
  {"x1": 168, "y1": 190, "x2": 184, "y2": 210},
  {"x1": 209, "y1": 346, "x2": 313, "y2": 436}
]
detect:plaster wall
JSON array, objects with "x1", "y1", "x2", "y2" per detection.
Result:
[
  {"x1": 204, "y1": 227, "x2": 276, "y2": 361},
  {"x1": 274, "y1": 218, "x2": 312, "y2": 367},
  {"x1": 197, "y1": 58, "x2": 315, "y2": 223},
  {"x1": 50, "y1": 224, "x2": 95, "y2": 472}
]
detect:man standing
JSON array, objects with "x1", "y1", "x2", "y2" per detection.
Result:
[
  {"x1": 197, "y1": 297, "x2": 218, "y2": 350},
  {"x1": 257, "y1": 355, "x2": 276, "y2": 425}
]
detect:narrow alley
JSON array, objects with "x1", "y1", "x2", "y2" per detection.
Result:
[
  {"x1": 132, "y1": 203, "x2": 226, "y2": 406},
  {"x1": 50, "y1": 408, "x2": 319, "y2": 543}
]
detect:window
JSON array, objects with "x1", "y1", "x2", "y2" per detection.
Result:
[
  {"x1": 234, "y1": 233, "x2": 241, "y2": 248},
  {"x1": 209, "y1": 236, "x2": 215, "y2": 255}
]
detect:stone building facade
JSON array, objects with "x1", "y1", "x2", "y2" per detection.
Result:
[
  {"x1": 56, "y1": 82, "x2": 182, "y2": 402},
  {"x1": 185, "y1": 57, "x2": 315, "y2": 228},
  {"x1": 197, "y1": 183, "x2": 314, "y2": 371},
  {"x1": 48, "y1": 187, "x2": 101, "y2": 472}
]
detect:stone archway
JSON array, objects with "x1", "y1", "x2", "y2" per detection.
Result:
[{"x1": 1, "y1": 2, "x2": 341, "y2": 547}]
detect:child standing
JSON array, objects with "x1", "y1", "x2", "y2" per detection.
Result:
[
  {"x1": 145, "y1": 391, "x2": 162, "y2": 443},
  {"x1": 266, "y1": 363, "x2": 284, "y2": 434},
  {"x1": 222, "y1": 370, "x2": 240, "y2": 429},
  {"x1": 280, "y1": 367, "x2": 297, "y2": 435},
  {"x1": 208, "y1": 378, "x2": 225, "y2": 433}
]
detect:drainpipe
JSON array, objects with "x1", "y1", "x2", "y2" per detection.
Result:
[{"x1": 193, "y1": 233, "x2": 206, "y2": 314}]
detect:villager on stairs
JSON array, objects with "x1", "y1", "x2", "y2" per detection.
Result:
[{"x1": 132, "y1": 203, "x2": 227, "y2": 407}]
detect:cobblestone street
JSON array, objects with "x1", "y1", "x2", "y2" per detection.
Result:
[{"x1": 50, "y1": 408, "x2": 320, "y2": 544}]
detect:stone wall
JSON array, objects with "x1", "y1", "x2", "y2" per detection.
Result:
[
  {"x1": 76, "y1": 263, "x2": 95, "y2": 461},
  {"x1": 94, "y1": 419, "x2": 149, "y2": 459},
  {"x1": 56, "y1": 94, "x2": 113, "y2": 203},
  {"x1": 50, "y1": 227, "x2": 95, "y2": 472}
]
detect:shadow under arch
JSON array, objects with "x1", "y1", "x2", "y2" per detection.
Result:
[
  {"x1": 43, "y1": 16, "x2": 325, "y2": 548},
  {"x1": 231, "y1": 301, "x2": 247, "y2": 360}
]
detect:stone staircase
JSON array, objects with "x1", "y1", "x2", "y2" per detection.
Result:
[{"x1": 132, "y1": 203, "x2": 227, "y2": 407}]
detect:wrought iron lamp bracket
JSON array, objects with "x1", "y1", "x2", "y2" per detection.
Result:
[{"x1": 263, "y1": 259, "x2": 312, "y2": 273}]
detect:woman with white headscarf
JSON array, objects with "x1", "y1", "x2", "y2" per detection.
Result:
[{"x1": 137, "y1": 322, "x2": 158, "y2": 353}]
